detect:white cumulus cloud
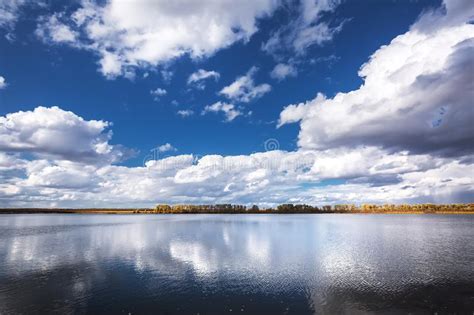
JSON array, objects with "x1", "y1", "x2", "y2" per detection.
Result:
[
  {"x1": 188, "y1": 69, "x2": 220, "y2": 89},
  {"x1": 202, "y1": 102, "x2": 242, "y2": 122},
  {"x1": 1, "y1": 138, "x2": 472, "y2": 207},
  {"x1": 36, "y1": 0, "x2": 280, "y2": 78},
  {"x1": 263, "y1": 0, "x2": 343, "y2": 57},
  {"x1": 270, "y1": 63, "x2": 297, "y2": 81},
  {"x1": 158, "y1": 143, "x2": 177, "y2": 153},
  {"x1": 220, "y1": 67, "x2": 271, "y2": 103},
  {"x1": 279, "y1": 0, "x2": 474, "y2": 158},
  {"x1": 0, "y1": 106, "x2": 130, "y2": 164},
  {"x1": 150, "y1": 88, "x2": 167, "y2": 100},
  {"x1": 177, "y1": 110, "x2": 194, "y2": 118},
  {"x1": 0, "y1": 0, "x2": 36, "y2": 32},
  {"x1": 36, "y1": 13, "x2": 78, "y2": 43}
]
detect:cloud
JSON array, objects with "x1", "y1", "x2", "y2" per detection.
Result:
[
  {"x1": 202, "y1": 102, "x2": 242, "y2": 122},
  {"x1": 0, "y1": 76, "x2": 6, "y2": 89},
  {"x1": 270, "y1": 63, "x2": 297, "y2": 81},
  {"x1": 1, "y1": 0, "x2": 473, "y2": 207},
  {"x1": 150, "y1": 88, "x2": 167, "y2": 100},
  {"x1": 1, "y1": 135, "x2": 472, "y2": 207},
  {"x1": 187, "y1": 69, "x2": 220, "y2": 90},
  {"x1": 177, "y1": 110, "x2": 194, "y2": 118},
  {"x1": 99, "y1": 51, "x2": 124, "y2": 79},
  {"x1": 161, "y1": 70, "x2": 173, "y2": 83},
  {"x1": 0, "y1": 152, "x2": 26, "y2": 171},
  {"x1": 413, "y1": 0, "x2": 474, "y2": 33},
  {"x1": 35, "y1": 13, "x2": 77, "y2": 43},
  {"x1": 23, "y1": 160, "x2": 99, "y2": 189},
  {"x1": 35, "y1": 0, "x2": 280, "y2": 78},
  {"x1": 219, "y1": 67, "x2": 271, "y2": 103},
  {"x1": 158, "y1": 143, "x2": 177, "y2": 153},
  {"x1": 279, "y1": 0, "x2": 474, "y2": 158},
  {"x1": 150, "y1": 88, "x2": 167, "y2": 96},
  {"x1": 0, "y1": 106, "x2": 130, "y2": 164},
  {"x1": 0, "y1": 0, "x2": 31, "y2": 31},
  {"x1": 263, "y1": 0, "x2": 343, "y2": 57}
]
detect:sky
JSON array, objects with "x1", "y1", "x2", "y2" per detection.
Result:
[{"x1": 0, "y1": 0, "x2": 473, "y2": 208}]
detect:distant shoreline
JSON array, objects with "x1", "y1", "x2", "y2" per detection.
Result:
[{"x1": 1, "y1": 204, "x2": 473, "y2": 215}]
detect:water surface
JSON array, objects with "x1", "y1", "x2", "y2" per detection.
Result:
[{"x1": 0, "y1": 214, "x2": 473, "y2": 314}]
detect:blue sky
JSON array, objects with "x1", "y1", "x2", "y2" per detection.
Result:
[
  {"x1": 0, "y1": 0, "x2": 472, "y2": 207},
  {"x1": 1, "y1": 0, "x2": 435, "y2": 161}
]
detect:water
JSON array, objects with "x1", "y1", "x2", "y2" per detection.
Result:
[{"x1": 0, "y1": 214, "x2": 472, "y2": 314}]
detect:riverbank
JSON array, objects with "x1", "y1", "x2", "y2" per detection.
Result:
[{"x1": 1, "y1": 203, "x2": 473, "y2": 214}]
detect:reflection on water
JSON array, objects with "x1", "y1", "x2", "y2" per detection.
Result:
[{"x1": 0, "y1": 214, "x2": 473, "y2": 314}]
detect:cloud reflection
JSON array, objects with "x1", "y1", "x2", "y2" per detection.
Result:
[{"x1": 0, "y1": 214, "x2": 473, "y2": 314}]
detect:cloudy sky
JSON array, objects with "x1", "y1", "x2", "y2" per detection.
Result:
[{"x1": 0, "y1": 0, "x2": 473, "y2": 208}]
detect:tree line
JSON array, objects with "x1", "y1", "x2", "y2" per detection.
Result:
[
  {"x1": 141, "y1": 203, "x2": 474, "y2": 214},
  {"x1": 1, "y1": 203, "x2": 472, "y2": 214}
]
